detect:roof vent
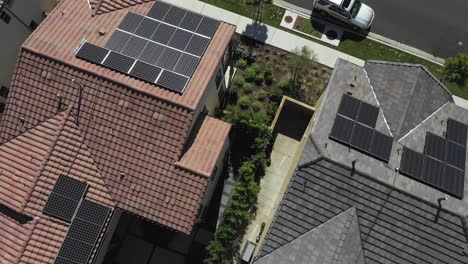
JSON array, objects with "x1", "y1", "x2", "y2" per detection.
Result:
[
  {"x1": 118, "y1": 99, "x2": 130, "y2": 109},
  {"x1": 19, "y1": 116, "x2": 26, "y2": 124},
  {"x1": 153, "y1": 111, "x2": 166, "y2": 121},
  {"x1": 119, "y1": 173, "x2": 126, "y2": 180},
  {"x1": 98, "y1": 29, "x2": 107, "y2": 36},
  {"x1": 41, "y1": 70, "x2": 53, "y2": 80}
]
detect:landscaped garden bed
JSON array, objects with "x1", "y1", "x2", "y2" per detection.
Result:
[{"x1": 293, "y1": 16, "x2": 324, "y2": 39}]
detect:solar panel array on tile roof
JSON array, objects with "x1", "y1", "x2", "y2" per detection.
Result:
[
  {"x1": 43, "y1": 175, "x2": 88, "y2": 222},
  {"x1": 54, "y1": 200, "x2": 110, "y2": 264},
  {"x1": 76, "y1": 1, "x2": 219, "y2": 94},
  {"x1": 330, "y1": 94, "x2": 393, "y2": 162},
  {"x1": 400, "y1": 119, "x2": 467, "y2": 199}
]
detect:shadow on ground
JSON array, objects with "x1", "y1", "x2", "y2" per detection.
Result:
[{"x1": 242, "y1": 20, "x2": 269, "y2": 43}]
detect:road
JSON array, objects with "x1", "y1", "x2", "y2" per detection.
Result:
[{"x1": 281, "y1": 0, "x2": 468, "y2": 58}]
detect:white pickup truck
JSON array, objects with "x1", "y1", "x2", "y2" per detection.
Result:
[{"x1": 313, "y1": 0, "x2": 375, "y2": 30}]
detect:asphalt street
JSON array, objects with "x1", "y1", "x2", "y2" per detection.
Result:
[{"x1": 283, "y1": 0, "x2": 468, "y2": 58}]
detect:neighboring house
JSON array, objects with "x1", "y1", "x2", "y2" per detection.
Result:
[
  {"x1": 255, "y1": 59, "x2": 468, "y2": 263},
  {"x1": 0, "y1": 0, "x2": 58, "y2": 112},
  {"x1": 0, "y1": 0, "x2": 235, "y2": 263}
]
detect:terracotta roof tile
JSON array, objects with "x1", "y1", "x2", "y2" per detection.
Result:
[
  {"x1": 176, "y1": 116, "x2": 231, "y2": 177},
  {"x1": 89, "y1": 0, "x2": 154, "y2": 16},
  {"x1": 0, "y1": 212, "x2": 36, "y2": 264}
]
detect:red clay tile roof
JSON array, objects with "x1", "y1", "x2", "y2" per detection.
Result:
[
  {"x1": 176, "y1": 116, "x2": 231, "y2": 177},
  {"x1": 0, "y1": 0, "x2": 234, "y2": 235},
  {"x1": 89, "y1": 0, "x2": 154, "y2": 16},
  {"x1": 0, "y1": 212, "x2": 36, "y2": 264}
]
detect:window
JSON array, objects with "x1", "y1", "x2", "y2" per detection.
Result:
[
  {"x1": 0, "y1": 11, "x2": 11, "y2": 24},
  {"x1": 0, "y1": 86, "x2": 9, "y2": 98},
  {"x1": 29, "y1": 20, "x2": 38, "y2": 30},
  {"x1": 329, "y1": 5, "x2": 350, "y2": 18}
]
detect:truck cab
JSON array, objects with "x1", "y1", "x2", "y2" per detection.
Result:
[{"x1": 313, "y1": 0, "x2": 375, "y2": 30}]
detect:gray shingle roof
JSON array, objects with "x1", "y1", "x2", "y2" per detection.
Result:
[
  {"x1": 255, "y1": 207, "x2": 365, "y2": 264},
  {"x1": 257, "y1": 158, "x2": 468, "y2": 264},
  {"x1": 365, "y1": 61, "x2": 453, "y2": 139}
]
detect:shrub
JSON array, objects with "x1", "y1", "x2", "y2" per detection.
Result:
[
  {"x1": 268, "y1": 87, "x2": 283, "y2": 102},
  {"x1": 252, "y1": 101, "x2": 262, "y2": 111},
  {"x1": 251, "y1": 63, "x2": 261, "y2": 73},
  {"x1": 232, "y1": 75, "x2": 245, "y2": 87},
  {"x1": 235, "y1": 59, "x2": 248, "y2": 69},
  {"x1": 257, "y1": 89, "x2": 267, "y2": 101},
  {"x1": 267, "y1": 103, "x2": 279, "y2": 119},
  {"x1": 277, "y1": 80, "x2": 290, "y2": 91},
  {"x1": 255, "y1": 74, "x2": 264, "y2": 85},
  {"x1": 239, "y1": 96, "x2": 250, "y2": 109},
  {"x1": 243, "y1": 83, "x2": 253, "y2": 94},
  {"x1": 265, "y1": 66, "x2": 273, "y2": 77},
  {"x1": 244, "y1": 67, "x2": 257, "y2": 82},
  {"x1": 443, "y1": 53, "x2": 468, "y2": 85}
]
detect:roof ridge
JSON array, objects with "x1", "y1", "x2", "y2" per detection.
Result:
[
  {"x1": 20, "y1": 106, "x2": 73, "y2": 213},
  {"x1": 394, "y1": 68, "x2": 422, "y2": 137}
]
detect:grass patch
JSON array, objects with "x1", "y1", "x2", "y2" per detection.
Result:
[{"x1": 294, "y1": 17, "x2": 323, "y2": 38}]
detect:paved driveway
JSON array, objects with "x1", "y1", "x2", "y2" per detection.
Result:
[{"x1": 280, "y1": 0, "x2": 468, "y2": 58}]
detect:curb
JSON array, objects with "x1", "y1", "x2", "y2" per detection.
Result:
[{"x1": 273, "y1": 0, "x2": 445, "y2": 66}]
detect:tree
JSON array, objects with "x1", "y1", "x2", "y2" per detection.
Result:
[
  {"x1": 287, "y1": 46, "x2": 317, "y2": 96},
  {"x1": 443, "y1": 53, "x2": 468, "y2": 85}
]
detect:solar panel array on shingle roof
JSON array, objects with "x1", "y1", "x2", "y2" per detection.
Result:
[{"x1": 75, "y1": 0, "x2": 220, "y2": 94}]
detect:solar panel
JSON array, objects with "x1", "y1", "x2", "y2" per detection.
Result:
[
  {"x1": 130, "y1": 61, "x2": 162, "y2": 83},
  {"x1": 102, "y1": 52, "x2": 135, "y2": 73},
  {"x1": 147, "y1": 1, "x2": 172, "y2": 20},
  {"x1": 134, "y1": 17, "x2": 160, "y2": 39},
  {"x1": 446, "y1": 140, "x2": 466, "y2": 170},
  {"x1": 420, "y1": 156, "x2": 445, "y2": 187},
  {"x1": 76, "y1": 199, "x2": 111, "y2": 224},
  {"x1": 67, "y1": 218, "x2": 102, "y2": 244},
  {"x1": 168, "y1": 29, "x2": 193, "y2": 51},
  {"x1": 447, "y1": 119, "x2": 468, "y2": 146},
  {"x1": 52, "y1": 175, "x2": 88, "y2": 200},
  {"x1": 400, "y1": 147, "x2": 423, "y2": 178},
  {"x1": 138, "y1": 41, "x2": 165, "y2": 65},
  {"x1": 118, "y1": 12, "x2": 144, "y2": 33},
  {"x1": 350, "y1": 123, "x2": 374, "y2": 151},
  {"x1": 156, "y1": 48, "x2": 182, "y2": 71},
  {"x1": 185, "y1": 34, "x2": 210, "y2": 56},
  {"x1": 121, "y1": 36, "x2": 148, "y2": 58},
  {"x1": 443, "y1": 165, "x2": 464, "y2": 198},
  {"x1": 75, "y1": 42, "x2": 109, "y2": 65},
  {"x1": 196, "y1": 16, "x2": 220, "y2": 38},
  {"x1": 156, "y1": 70, "x2": 189, "y2": 93},
  {"x1": 337, "y1": 94, "x2": 360, "y2": 120},
  {"x1": 151, "y1": 23, "x2": 177, "y2": 45},
  {"x1": 369, "y1": 131, "x2": 393, "y2": 161},
  {"x1": 357, "y1": 102, "x2": 379, "y2": 128},
  {"x1": 174, "y1": 53, "x2": 199, "y2": 77},
  {"x1": 179, "y1": 11, "x2": 203, "y2": 31},
  {"x1": 329, "y1": 115, "x2": 354, "y2": 144},
  {"x1": 105, "y1": 30, "x2": 132, "y2": 53},
  {"x1": 163, "y1": 6, "x2": 187, "y2": 26},
  {"x1": 56, "y1": 237, "x2": 94, "y2": 264},
  {"x1": 424, "y1": 133, "x2": 447, "y2": 161}
]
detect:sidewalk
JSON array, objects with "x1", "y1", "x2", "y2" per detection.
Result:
[{"x1": 168, "y1": 0, "x2": 365, "y2": 68}]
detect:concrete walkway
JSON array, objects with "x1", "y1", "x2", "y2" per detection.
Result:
[{"x1": 168, "y1": 0, "x2": 365, "y2": 68}]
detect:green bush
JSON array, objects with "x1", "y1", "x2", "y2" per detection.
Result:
[
  {"x1": 443, "y1": 53, "x2": 468, "y2": 85},
  {"x1": 233, "y1": 75, "x2": 245, "y2": 87},
  {"x1": 267, "y1": 103, "x2": 279, "y2": 119},
  {"x1": 252, "y1": 101, "x2": 262, "y2": 111},
  {"x1": 239, "y1": 96, "x2": 250, "y2": 109},
  {"x1": 277, "y1": 80, "x2": 290, "y2": 91},
  {"x1": 265, "y1": 66, "x2": 273, "y2": 77},
  {"x1": 243, "y1": 83, "x2": 253, "y2": 94},
  {"x1": 268, "y1": 87, "x2": 283, "y2": 102},
  {"x1": 235, "y1": 59, "x2": 248, "y2": 69},
  {"x1": 251, "y1": 63, "x2": 261, "y2": 73},
  {"x1": 255, "y1": 74, "x2": 264, "y2": 85},
  {"x1": 265, "y1": 74, "x2": 274, "y2": 85},
  {"x1": 257, "y1": 89, "x2": 267, "y2": 101},
  {"x1": 244, "y1": 67, "x2": 257, "y2": 82}
]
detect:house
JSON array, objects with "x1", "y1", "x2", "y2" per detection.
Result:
[
  {"x1": 0, "y1": 0, "x2": 235, "y2": 263},
  {"x1": 0, "y1": 0, "x2": 58, "y2": 113},
  {"x1": 255, "y1": 59, "x2": 468, "y2": 263}
]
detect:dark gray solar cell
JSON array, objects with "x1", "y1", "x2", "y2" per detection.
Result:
[
  {"x1": 121, "y1": 36, "x2": 148, "y2": 59},
  {"x1": 134, "y1": 18, "x2": 160, "y2": 39},
  {"x1": 443, "y1": 165, "x2": 465, "y2": 198},
  {"x1": 446, "y1": 140, "x2": 466, "y2": 170},
  {"x1": 130, "y1": 61, "x2": 162, "y2": 83},
  {"x1": 43, "y1": 193, "x2": 80, "y2": 221},
  {"x1": 102, "y1": 52, "x2": 135, "y2": 73},
  {"x1": 151, "y1": 23, "x2": 176, "y2": 45},
  {"x1": 156, "y1": 70, "x2": 189, "y2": 93},
  {"x1": 118, "y1": 12, "x2": 144, "y2": 33},
  {"x1": 400, "y1": 147, "x2": 423, "y2": 178},
  {"x1": 179, "y1": 11, "x2": 203, "y2": 31},
  {"x1": 357, "y1": 102, "x2": 379, "y2": 128},
  {"x1": 185, "y1": 34, "x2": 210, "y2": 56},
  {"x1": 105, "y1": 30, "x2": 132, "y2": 53},
  {"x1": 54, "y1": 257, "x2": 70, "y2": 264},
  {"x1": 52, "y1": 175, "x2": 87, "y2": 201},
  {"x1": 147, "y1": 1, "x2": 171, "y2": 20},
  {"x1": 76, "y1": 200, "x2": 110, "y2": 225},
  {"x1": 421, "y1": 156, "x2": 445, "y2": 187},
  {"x1": 163, "y1": 6, "x2": 187, "y2": 26},
  {"x1": 337, "y1": 94, "x2": 360, "y2": 120},
  {"x1": 350, "y1": 123, "x2": 373, "y2": 151},
  {"x1": 369, "y1": 131, "x2": 393, "y2": 161},
  {"x1": 174, "y1": 53, "x2": 199, "y2": 77},
  {"x1": 75, "y1": 42, "x2": 109, "y2": 65},
  {"x1": 447, "y1": 118, "x2": 467, "y2": 146},
  {"x1": 329, "y1": 115, "x2": 354, "y2": 144},
  {"x1": 196, "y1": 16, "x2": 220, "y2": 37},
  {"x1": 168, "y1": 29, "x2": 193, "y2": 51},
  {"x1": 139, "y1": 41, "x2": 165, "y2": 65},
  {"x1": 57, "y1": 236, "x2": 94, "y2": 264},
  {"x1": 424, "y1": 133, "x2": 447, "y2": 161},
  {"x1": 156, "y1": 48, "x2": 182, "y2": 71},
  {"x1": 67, "y1": 218, "x2": 102, "y2": 244}
]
